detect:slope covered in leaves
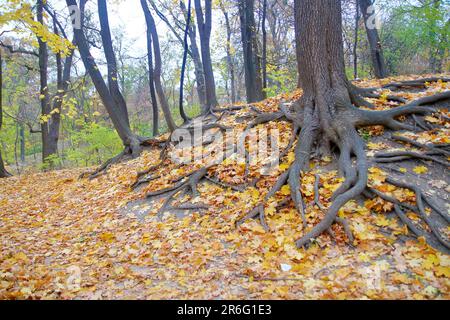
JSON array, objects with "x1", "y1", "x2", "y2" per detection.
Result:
[{"x1": 0, "y1": 75, "x2": 449, "y2": 299}]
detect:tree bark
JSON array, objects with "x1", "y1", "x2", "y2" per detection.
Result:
[
  {"x1": 141, "y1": 0, "x2": 177, "y2": 132},
  {"x1": 239, "y1": 0, "x2": 264, "y2": 103},
  {"x1": 358, "y1": 0, "x2": 387, "y2": 79},
  {"x1": 353, "y1": 3, "x2": 360, "y2": 79},
  {"x1": 261, "y1": 0, "x2": 267, "y2": 91},
  {"x1": 180, "y1": 0, "x2": 208, "y2": 110},
  {"x1": 142, "y1": 2, "x2": 159, "y2": 136},
  {"x1": 220, "y1": 2, "x2": 236, "y2": 103},
  {"x1": 98, "y1": 0, "x2": 130, "y2": 126},
  {"x1": 194, "y1": 0, "x2": 218, "y2": 112},
  {"x1": 66, "y1": 0, "x2": 141, "y2": 154},
  {"x1": 0, "y1": 50, "x2": 11, "y2": 177},
  {"x1": 179, "y1": 0, "x2": 192, "y2": 123},
  {"x1": 37, "y1": 0, "x2": 53, "y2": 164}
]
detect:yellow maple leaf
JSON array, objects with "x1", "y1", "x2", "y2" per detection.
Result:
[
  {"x1": 375, "y1": 215, "x2": 390, "y2": 227},
  {"x1": 413, "y1": 166, "x2": 428, "y2": 174},
  {"x1": 422, "y1": 254, "x2": 440, "y2": 270},
  {"x1": 280, "y1": 185, "x2": 291, "y2": 196}
]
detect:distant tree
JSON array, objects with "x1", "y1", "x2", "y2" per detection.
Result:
[
  {"x1": 358, "y1": 0, "x2": 388, "y2": 78},
  {"x1": 239, "y1": 0, "x2": 264, "y2": 103},
  {"x1": 140, "y1": 0, "x2": 177, "y2": 132},
  {"x1": 66, "y1": 0, "x2": 143, "y2": 156},
  {"x1": 98, "y1": 0, "x2": 130, "y2": 127},
  {"x1": 0, "y1": 50, "x2": 11, "y2": 178},
  {"x1": 194, "y1": 0, "x2": 218, "y2": 112}
]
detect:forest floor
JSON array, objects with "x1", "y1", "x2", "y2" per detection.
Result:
[{"x1": 0, "y1": 74, "x2": 449, "y2": 300}]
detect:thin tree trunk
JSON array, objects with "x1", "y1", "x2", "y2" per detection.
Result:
[
  {"x1": 353, "y1": 3, "x2": 360, "y2": 79},
  {"x1": 194, "y1": 0, "x2": 218, "y2": 112},
  {"x1": 19, "y1": 124, "x2": 25, "y2": 163},
  {"x1": 261, "y1": 0, "x2": 267, "y2": 91},
  {"x1": 98, "y1": 0, "x2": 130, "y2": 126},
  {"x1": 66, "y1": 0, "x2": 140, "y2": 152},
  {"x1": 141, "y1": 0, "x2": 176, "y2": 132},
  {"x1": 0, "y1": 50, "x2": 11, "y2": 177},
  {"x1": 239, "y1": 0, "x2": 264, "y2": 103},
  {"x1": 179, "y1": 0, "x2": 192, "y2": 123},
  {"x1": 142, "y1": 4, "x2": 159, "y2": 137},
  {"x1": 37, "y1": 0, "x2": 52, "y2": 164},
  {"x1": 358, "y1": 0, "x2": 387, "y2": 79},
  {"x1": 220, "y1": 2, "x2": 236, "y2": 103},
  {"x1": 180, "y1": 0, "x2": 208, "y2": 110}
]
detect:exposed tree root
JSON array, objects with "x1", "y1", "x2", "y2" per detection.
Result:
[
  {"x1": 233, "y1": 89, "x2": 449, "y2": 249},
  {"x1": 80, "y1": 136, "x2": 167, "y2": 180},
  {"x1": 374, "y1": 150, "x2": 450, "y2": 167},
  {"x1": 124, "y1": 84, "x2": 449, "y2": 251},
  {"x1": 366, "y1": 177, "x2": 450, "y2": 250},
  {"x1": 360, "y1": 77, "x2": 450, "y2": 92},
  {"x1": 146, "y1": 167, "x2": 208, "y2": 219}
]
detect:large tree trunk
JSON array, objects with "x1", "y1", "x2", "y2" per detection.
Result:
[
  {"x1": 66, "y1": 0, "x2": 141, "y2": 155},
  {"x1": 358, "y1": 0, "x2": 388, "y2": 79},
  {"x1": 220, "y1": 2, "x2": 236, "y2": 103},
  {"x1": 239, "y1": 0, "x2": 264, "y2": 103},
  {"x1": 0, "y1": 50, "x2": 11, "y2": 178},
  {"x1": 98, "y1": 0, "x2": 130, "y2": 127},
  {"x1": 291, "y1": 0, "x2": 369, "y2": 247},
  {"x1": 194, "y1": 0, "x2": 218, "y2": 112},
  {"x1": 180, "y1": 1, "x2": 208, "y2": 111},
  {"x1": 141, "y1": 0, "x2": 176, "y2": 132}
]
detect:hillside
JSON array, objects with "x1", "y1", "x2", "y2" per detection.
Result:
[{"x1": 0, "y1": 75, "x2": 449, "y2": 299}]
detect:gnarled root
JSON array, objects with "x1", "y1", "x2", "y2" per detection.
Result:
[
  {"x1": 146, "y1": 167, "x2": 208, "y2": 219},
  {"x1": 367, "y1": 177, "x2": 450, "y2": 251}
]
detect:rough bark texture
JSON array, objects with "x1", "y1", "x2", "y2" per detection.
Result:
[
  {"x1": 194, "y1": 0, "x2": 218, "y2": 112},
  {"x1": 358, "y1": 0, "x2": 387, "y2": 79},
  {"x1": 141, "y1": 0, "x2": 177, "y2": 132},
  {"x1": 135, "y1": 0, "x2": 449, "y2": 252},
  {"x1": 239, "y1": 0, "x2": 264, "y2": 103}
]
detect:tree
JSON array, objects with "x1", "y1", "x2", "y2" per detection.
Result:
[
  {"x1": 98, "y1": 0, "x2": 130, "y2": 127},
  {"x1": 261, "y1": 0, "x2": 268, "y2": 91},
  {"x1": 41, "y1": 5, "x2": 75, "y2": 167},
  {"x1": 353, "y1": 2, "x2": 360, "y2": 79},
  {"x1": 179, "y1": 0, "x2": 208, "y2": 110},
  {"x1": 219, "y1": 1, "x2": 236, "y2": 103},
  {"x1": 178, "y1": 0, "x2": 192, "y2": 123},
  {"x1": 236, "y1": 0, "x2": 450, "y2": 248},
  {"x1": 66, "y1": 0, "x2": 143, "y2": 157},
  {"x1": 0, "y1": 50, "x2": 11, "y2": 178},
  {"x1": 194, "y1": 0, "x2": 218, "y2": 112},
  {"x1": 358, "y1": 0, "x2": 388, "y2": 78},
  {"x1": 36, "y1": 0, "x2": 51, "y2": 164},
  {"x1": 140, "y1": 0, "x2": 177, "y2": 132},
  {"x1": 239, "y1": 0, "x2": 264, "y2": 103}
]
